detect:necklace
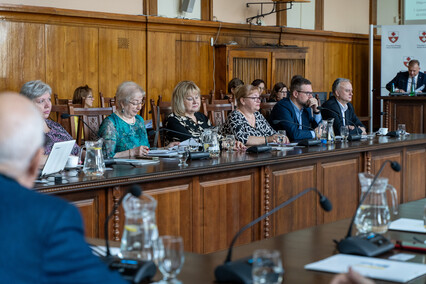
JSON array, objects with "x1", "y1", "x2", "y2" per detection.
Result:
[{"x1": 116, "y1": 111, "x2": 135, "y2": 125}]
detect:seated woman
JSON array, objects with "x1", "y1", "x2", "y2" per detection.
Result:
[
  {"x1": 20, "y1": 80, "x2": 80, "y2": 156},
  {"x1": 165, "y1": 80, "x2": 245, "y2": 150},
  {"x1": 98, "y1": 81, "x2": 149, "y2": 158},
  {"x1": 251, "y1": 79, "x2": 266, "y2": 94},
  {"x1": 72, "y1": 85, "x2": 95, "y2": 137},
  {"x1": 224, "y1": 78, "x2": 244, "y2": 100},
  {"x1": 268, "y1": 82, "x2": 288, "y2": 102},
  {"x1": 222, "y1": 84, "x2": 289, "y2": 146}
]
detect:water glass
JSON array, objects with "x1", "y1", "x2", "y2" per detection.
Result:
[
  {"x1": 155, "y1": 236, "x2": 185, "y2": 282},
  {"x1": 340, "y1": 125, "x2": 349, "y2": 142},
  {"x1": 177, "y1": 146, "x2": 189, "y2": 167},
  {"x1": 397, "y1": 124, "x2": 406, "y2": 136},
  {"x1": 252, "y1": 249, "x2": 284, "y2": 284},
  {"x1": 276, "y1": 130, "x2": 286, "y2": 147},
  {"x1": 225, "y1": 135, "x2": 236, "y2": 152}
]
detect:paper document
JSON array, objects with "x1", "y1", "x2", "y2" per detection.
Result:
[
  {"x1": 147, "y1": 149, "x2": 179, "y2": 157},
  {"x1": 113, "y1": 159, "x2": 159, "y2": 166},
  {"x1": 389, "y1": 218, "x2": 426, "y2": 233},
  {"x1": 305, "y1": 254, "x2": 426, "y2": 283}
]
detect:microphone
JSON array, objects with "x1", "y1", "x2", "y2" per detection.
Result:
[
  {"x1": 215, "y1": 187, "x2": 332, "y2": 283},
  {"x1": 380, "y1": 112, "x2": 401, "y2": 137},
  {"x1": 61, "y1": 113, "x2": 101, "y2": 140},
  {"x1": 103, "y1": 185, "x2": 157, "y2": 283},
  {"x1": 272, "y1": 119, "x2": 321, "y2": 146},
  {"x1": 335, "y1": 160, "x2": 401, "y2": 257},
  {"x1": 317, "y1": 106, "x2": 362, "y2": 141}
]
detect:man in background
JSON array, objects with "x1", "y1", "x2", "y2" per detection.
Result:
[
  {"x1": 0, "y1": 92, "x2": 127, "y2": 283},
  {"x1": 386, "y1": 59, "x2": 426, "y2": 93}
]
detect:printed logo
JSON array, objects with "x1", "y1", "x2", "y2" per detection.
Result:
[
  {"x1": 403, "y1": 56, "x2": 414, "y2": 67},
  {"x1": 388, "y1": 31, "x2": 399, "y2": 43},
  {"x1": 419, "y1": 31, "x2": 426, "y2": 43}
]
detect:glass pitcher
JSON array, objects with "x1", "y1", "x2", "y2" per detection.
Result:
[
  {"x1": 200, "y1": 128, "x2": 220, "y2": 157},
  {"x1": 326, "y1": 118, "x2": 335, "y2": 143},
  {"x1": 82, "y1": 139, "x2": 105, "y2": 176},
  {"x1": 354, "y1": 173, "x2": 398, "y2": 234},
  {"x1": 119, "y1": 193, "x2": 159, "y2": 260}
]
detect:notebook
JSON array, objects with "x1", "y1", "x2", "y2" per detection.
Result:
[{"x1": 40, "y1": 140, "x2": 76, "y2": 177}]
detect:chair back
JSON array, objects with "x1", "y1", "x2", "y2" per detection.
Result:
[
  {"x1": 99, "y1": 92, "x2": 116, "y2": 108},
  {"x1": 150, "y1": 99, "x2": 172, "y2": 147},
  {"x1": 314, "y1": 92, "x2": 328, "y2": 106},
  {"x1": 260, "y1": 102, "x2": 276, "y2": 122},
  {"x1": 260, "y1": 93, "x2": 270, "y2": 103},
  {"x1": 69, "y1": 105, "x2": 116, "y2": 145},
  {"x1": 54, "y1": 93, "x2": 72, "y2": 105},
  {"x1": 50, "y1": 104, "x2": 72, "y2": 134},
  {"x1": 202, "y1": 101, "x2": 234, "y2": 126}
]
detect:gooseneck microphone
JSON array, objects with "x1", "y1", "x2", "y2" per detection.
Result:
[
  {"x1": 317, "y1": 106, "x2": 362, "y2": 141},
  {"x1": 336, "y1": 160, "x2": 401, "y2": 257},
  {"x1": 61, "y1": 113, "x2": 101, "y2": 140},
  {"x1": 272, "y1": 119, "x2": 321, "y2": 146},
  {"x1": 102, "y1": 185, "x2": 157, "y2": 283},
  {"x1": 215, "y1": 187, "x2": 332, "y2": 283}
]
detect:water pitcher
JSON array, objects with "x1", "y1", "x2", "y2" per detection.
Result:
[
  {"x1": 326, "y1": 118, "x2": 335, "y2": 142},
  {"x1": 200, "y1": 128, "x2": 220, "y2": 157},
  {"x1": 354, "y1": 173, "x2": 398, "y2": 234},
  {"x1": 119, "y1": 193, "x2": 159, "y2": 260},
  {"x1": 82, "y1": 139, "x2": 105, "y2": 176}
]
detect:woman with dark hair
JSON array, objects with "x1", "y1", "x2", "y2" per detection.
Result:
[
  {"x1": 251, "y1": 79, "x2": 266, "y2": 94},
  {"x1": 268, "y1": 82, "x2": 288, "y2": 102},
  {"x1": 72, "y1": 85, "x2": 94, "y2": 107}
]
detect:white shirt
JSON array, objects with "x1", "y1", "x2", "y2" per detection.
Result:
[
  {"x1": 407, "y1": 75, "x2": 418, "y2": 92},
  {"x1": 336, "y1": 99, "x2": 348, "y2": 126}
]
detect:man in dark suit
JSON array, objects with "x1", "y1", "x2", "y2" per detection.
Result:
[
  {"x1": 0, "y1": 93, "x2": 127, "y2": 284},
  {"x1": 386, "y1": 59, "x2": 426, "y2": 93},
  {"x1": 321, "y1": 78, "x2": 366, "y2": 136},
  {"x1": 270, "y1": 77, "x2": 322, "y2": 141}
]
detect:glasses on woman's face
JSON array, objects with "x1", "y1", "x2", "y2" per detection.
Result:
[
  {"x1": 34, "y1": 97, "x2": 51, "y2": 105},
  {"x1": 128, "y1": 98, "x2": 145, "y2": 106},
  {"x1": 244, "y1": 96, "x2": 261, "y2": 101}
]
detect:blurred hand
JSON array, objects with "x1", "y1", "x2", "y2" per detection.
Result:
[
  {"x1": 167, "y1": 141, "x2": 180, "y2": 148},
  {"x1": 307, "y1": 97, "x2": 319, "y2": 112},
  {"x1": 131, "y1": 145, "x2": 150, "y2": 157},
  {"x1": 330, "y1": 267, "x2": 375, "y2": 284},
  {"x1": 233, "y1": 141, "x2": 247, "y2": 151},
  {"x1": 267, "y1": 134, "x2": 278, "y2": 143}
]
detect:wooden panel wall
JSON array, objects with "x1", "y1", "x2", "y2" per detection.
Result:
[{"x1": 0, "y1": 5, "x2": 380, "y2": 122}]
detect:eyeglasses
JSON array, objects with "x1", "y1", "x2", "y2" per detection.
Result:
[
  {"x1": 128, "y1": 99, "x2": 145, "y2": 106},
  {"x1": 296, "y1": 90, "x2": 314, "y2": 96},
  {"x1": 244, "y1": 96, "x2": 261, "y2": 101},
  {"x1": 34, "y1": 98, "x2": 51, "y2": 104}
]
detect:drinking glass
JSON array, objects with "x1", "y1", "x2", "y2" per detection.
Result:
[
  {"x1": 177, "y1": 146, "x2": 189, "y2": 167},
  {"x1": 189, "y1": 138, "x2": 200, "y2": 152},
  {"x1": 252, "y1": 249, "x2": 284, "y2": 284},
  {"x1": 340, "y1": 125, "x2": 349, "y2": 142},
  {"x1": 397, "y1": 124, "x2": 406, "y2": 136},
  {"x1": 225, "y1": 135, "x2": 236, "y2": 152},
  {"x1": 155, "y1": 236, "x2": 185, "y2": 283},
  {"x1": 276, "y1": 130, "x2": 286, "y2": 148}
]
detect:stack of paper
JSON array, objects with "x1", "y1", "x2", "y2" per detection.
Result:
[{"x1": 389, "y1": 218, "x2": 426, "y2": 233}]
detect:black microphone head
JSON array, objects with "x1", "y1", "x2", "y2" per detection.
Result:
[
  {"x1": 319, "y1": 195, "x2": 332, "y2": 212},
  {"x1": 390, "y1": 161, "x2": 401, "y2": 172},
  {"x1": 61, "y1": 113, "x2": 71, "y2": 119},
  {"x1": 317, "y1": 106, "x2": 325, "y2": 110},
  {"x1": 129, "y1": 185, "x2": 142, "y2": 197}
]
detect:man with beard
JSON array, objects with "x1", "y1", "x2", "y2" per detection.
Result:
[{"x1": 270, "y1": 77, "x2": 322, "y2": 141}]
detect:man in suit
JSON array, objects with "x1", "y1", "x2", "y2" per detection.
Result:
[
  {"x1": 386, "y1": 59, "x2": 426, "y2": 93},
  {"x1": 321, "y1": 78, "x2": 366, "y2": 136},
  {"x1": 270, "y1": 77, "x2": 322, "y2": 141},
  {"x1": 0, "y1": 92, "x2": 127, "y2": 283}
]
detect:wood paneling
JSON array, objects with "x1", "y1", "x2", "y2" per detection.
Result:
[
  {"x1": 405, "y1": 148, "x2": 426, "y2": 202},
  {"x1": 302, "y1": 41, "x2": 325, "y2": 91},
  {"x1": 394, "y1": 103, "x2": 424, "y2": 134},
  {"x1": 324, "y1": 42, "x2": 353, "y2": 93},
  {"x1": 45, "y1": 25, "x2": 98, "y2": 104},
  {"x1": 0, "y1": 21, "x2": 45, "y2": 92},
  {"x1": 322, "y1": 158, "x2": 359, "y2": 223},
  {"x1": 352, "y1": 42, "x2": 369, "y2": 117},
  {"x1": 371, "y1": 152, "x2": 403, "y2": 203}
]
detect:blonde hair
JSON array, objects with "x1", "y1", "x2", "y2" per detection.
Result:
[
  {"x1": 171, "y1": 81, "x2": 200, "y2": 116},
  {"x1": 235, "y1": 84, "x2": 260, "y2": 107},
  {"x1": 115, "y1": 81, "x2": 145, "y2": 109}
]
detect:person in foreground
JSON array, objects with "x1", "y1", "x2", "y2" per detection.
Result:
[
  {"x1": 99, "y1": 81, "x2": 150, "y2": 158},
  {"x1": 222, "y1": 84, "x2": 289, "y2": 145},
  {"x1": 270, "y1": 77, "x2": 322, "y2": 141},
  {"x1": 0, "y1": 92, "x2": 127, "y2": 284},
  {"x1": 166, "y1": 81, "x2": 246, "y2": 150},
  {"x1": 330, "y1": 267, "x2": 375, "y2": 284},
  {"x1": 321, "y1": 78, "x2": 366, "y2": 135},
  {"x1": 20, "y1": 80, "x2": 80, "y2": 156},
  {"x1": 385, "y1": 59, "x2": 426, "y2": 93}
]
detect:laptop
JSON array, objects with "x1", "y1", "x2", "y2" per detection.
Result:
[{"x1": 40, "y1": 140, "x2": 76, "y2": 177}]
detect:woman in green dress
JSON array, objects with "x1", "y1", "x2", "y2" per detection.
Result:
[{"x1": 98, "y1": 81, "x2": 150, "y2": 158}]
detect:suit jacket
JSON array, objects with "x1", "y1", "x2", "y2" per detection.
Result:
[
  {"x1": 270, "y1": 97, "x2": 319, "y2": 141},
  {"x1": 0, "y1": 174, "x2": 128, "y2": 284},
  {"x1": 321, "y1": 96, "x2": 365, "y2": 135},
  {"x1": 385, "y1": 71, "x2": 426, "y2": 92}
]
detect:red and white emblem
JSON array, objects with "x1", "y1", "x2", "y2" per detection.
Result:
[
  {"x1": 388, "y1": 31, "x2": 399, "y2": 43},
  {"x1": 403, "y1": 56, "x2": 413, "y2": 68},
  {"x1": 419, "y1": 31, "x2": 426, "y2": 43}
]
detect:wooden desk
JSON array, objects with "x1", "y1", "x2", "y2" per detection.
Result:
[
  {"x1": 380, "y1": 96, "x2": 426, "y2": 134},
  {"x1": 157, "y1": 199, "x2": 426, "y2": 284},
  {"x1": 36, "y1": 135, "x2": 426, "y2": 254}
]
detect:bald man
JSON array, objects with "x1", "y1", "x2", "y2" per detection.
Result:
[{"x1": 0, "y1": 93, "x2": 127, "y2": 283}]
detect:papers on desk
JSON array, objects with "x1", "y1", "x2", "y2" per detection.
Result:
[
  {"x1": 305, "y1": 254, "x2": 426, "y2": 283},
  {"x1": 147, "y1": 149, "x2": 179, "y2": 157},
  {"x1": 113, "y1": 159, "x2": 159, "y2": 166},
  {"x1": 389, "y1": 218, "x2": 426, "y2": 233}
]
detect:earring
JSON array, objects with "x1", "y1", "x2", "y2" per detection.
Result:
[{"x1": 121, "y1": 109, "x2": 124, "y2": 114}]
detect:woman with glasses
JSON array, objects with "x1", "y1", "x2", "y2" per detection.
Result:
[
  {"x1": 98, "y1": 81, "x2": 149, "y2": 158},
  {"x1": 268, "y1": 82, "x2": 288, "y2": 102},
  {"x1": 72, "y1": 85, "x2": 95, "y2": 139},
  {"x1": 251, "y1": 79, "x2": 266, "y2": 94},
  {"x1": 222, "y1": 85, "x2": 289, "y2": 146}
]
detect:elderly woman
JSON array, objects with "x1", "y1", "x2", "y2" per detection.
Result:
[
  {"x1": 222, "y1": 85, "x2": 289, "y2": 146},
  {"x1": 268, "y1": 82, "x2": 288, "y2": 102},
  {"x1": 20, "y1": 80, "x2": 80, "y2": 156},
  {"x1": 98, "y1": 81, "x2": 149, "y2": 158}
]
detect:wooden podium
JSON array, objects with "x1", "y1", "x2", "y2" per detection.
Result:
[{"x1": 380, "y1": 96, "x2": 426, "y2": 133}]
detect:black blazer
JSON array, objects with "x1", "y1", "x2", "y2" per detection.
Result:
[
  {"x1": 385, "y1": 71, "x2": 426, "y2": 92},
  {"x1": 321, "y1": 96, "x2": 364, "y2": 135}
]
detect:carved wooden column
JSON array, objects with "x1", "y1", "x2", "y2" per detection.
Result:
[
  {"x1": 112, "y1": 186, "x2": 122, "y2": 241},
  {"x1": 365, "y1": 152, "x2": 372, "y2": 174},
  {"x1": 263, "y1": 166, "x2": 272, "y2": 239}
]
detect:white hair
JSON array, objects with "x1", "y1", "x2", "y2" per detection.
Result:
[{"x1": 0, "y1": 93, "x2": 44, "y2": 176}]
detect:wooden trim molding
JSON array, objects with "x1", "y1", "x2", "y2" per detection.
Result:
[
  {"x1": 315, "y1": 0, "x2": 324, "y2": 30},
  {"x1": 201, "y1": 0, "x2": 213, "y2": 21},
  {"x1": 276, "y1": 2, "x2": 287, "y2": 27},
  {"x1": 143, "y1": 0, "x2": 157, "y2": 16}
]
